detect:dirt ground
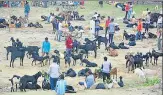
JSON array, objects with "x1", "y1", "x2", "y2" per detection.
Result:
[{"x1": 0, "y1": 3, "x2": 162, "y2": 95}]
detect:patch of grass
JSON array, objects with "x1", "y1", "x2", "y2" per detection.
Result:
[{"x1": 142, "y1": 77, "x2": 161, "y2": 87}]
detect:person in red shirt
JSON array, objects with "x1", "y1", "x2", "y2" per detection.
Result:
[
  {"x1": 105, "y1": 16, "x2": 110, "y2": 37},
  {"x1": 124, "y1": 2, "x2": 129, "y2": 19},
  {"x1": 65, "y1": 35, "x2": 73, "y2": 57},
  {"x1": 136, "y1": 19, "x2": 143, "y2": 40}
]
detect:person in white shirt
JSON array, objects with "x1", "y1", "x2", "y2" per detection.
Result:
[
  {"x1": 145, "y1": 12, "x2": 151, "y2": 33},
  {"x1": 50, "y1": 14, "x2": 54, "y2": 23},
  {"x1": 101, "y1": 57, "x2": 112, "y2": 82},
  {"x1": 57, "y1": 20, "x2": 63, "y2": 42},
  {"x1": 48, "y1": 59, "x2": 60, "y2": 90},
  {"x1": 157, "y1": 16, "x2": 162, "y2": 30}
]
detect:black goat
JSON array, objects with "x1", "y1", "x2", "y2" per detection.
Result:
[
  {"x1": 109, "y1": 42, "x2": 119, "y2": 49},
  {"x1": 84, "y1": 38, "x2": 96, "y2": 44},
  {"x1": 142, "y1": 52, "x2": 151, "y2": 66},
  {"x1": 148, "y1": 32, "x2": 157, "y2": 38},
  {"x1": 31, "y1": 52, "x2": 50, "y2": 67},
  {"x1": 26, "y1": 46, "x2": 40, "y2": 59},
  {"x1": 125, "y1": 54, "x2": 144, "y2": 70},
  {"x1": 123, "y1": 30, "x2": 136, "y2": 40},
  {"x1": 65, "y1": 68, "x2": 77, "y2": 77},
  {"x1": 19, "y1": 72, "x2": 42, "y2": 92},
  {"x1": 78, "y1": 42, "x2": 97, "y2": 58},
  {"x1": 51, "y1": 55, "x2": 60, "y2": 65},
  {"x1": 82, "y1": 59, "x2": 97, "y2": 67},
  {"x1": 118, "y1": 42, "x2": 129, "y2": 49},
  {"x1": 72, "y1": 39, "x2": 80, "y2": 53},
  {"x1": 71, "y1": 53, "x2": 83, "y2": 66},
  {"x1": 64, "y1": 51, "x2": 71, "y2": 67},
  {"x1": 78, "y1": 68, "x2": 91, "y2": 77},
  {"x1": 151, "y1": 49, "x2": 163, "y2": 65},
  {"x1": 95, "y1": 36, "x2": 108, "y2": 50},
  {"x1": 10, "y1": 47, "x2": 26, "y2": 68},
  {"x1": 125, "y1": 55, "x2": 135, "y2": 73},
  {"x1": 4, "y1": 46, "x2": 15, "y2": 60},
  {"x1": 9, "y1": 75, "x2": 21, "y2": 92},
  {"x1": 41, "y1": 15, "x2": 48, "y2": 21}
]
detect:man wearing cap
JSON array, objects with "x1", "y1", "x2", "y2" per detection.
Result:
[
  {"x1": 48, "y1": 59, "x2": 60, "y2": 90},
  {"x1": 42, "y1": 37, "x2": 51, "y2": 56}
]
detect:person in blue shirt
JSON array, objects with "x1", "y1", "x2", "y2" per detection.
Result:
[
  {"x1": 68, "y1": 23, "x2": 74, "y2": 32},
  {"x1": 24, "y1": 1, "x2": 30, "y2": 19},
  {"x1": 79, "y1": 70, "x2": 95, "y2": 89},
  {"x1": 108, "y1": 18, "x2": 115, "y2": 44},
  {"x1": 56, "y1": 74, "x2": 67, "y2": 95},
  {"x1": 95, "y1": 16, "x2": 100, "y2": 37},
  {"x1": 42, "y1": 37, "x2": 51, "y2": 56}
]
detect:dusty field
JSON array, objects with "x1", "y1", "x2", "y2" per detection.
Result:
[{"x1": 0, "y1": 2, "x2": 162, "y2": 95}]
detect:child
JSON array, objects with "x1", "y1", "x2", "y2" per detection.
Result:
[
  {"x1": 56, "y1": 74, "x2": 67, "y2": 95},
  {"x1": 118, "y1": 76, "x2": 124, "y2": 87}
]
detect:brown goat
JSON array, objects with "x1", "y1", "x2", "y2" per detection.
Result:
[
  {"x1": 110, "y1": 67, "x2": 118, "y2": 80},
  {"x1": 108, "y1": 47, "x2": 118, "y2": 57}
]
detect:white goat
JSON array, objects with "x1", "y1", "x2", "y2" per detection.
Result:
[
  {"x1": 134, "y1": 68, "x2": 146, "y2": 81},
  {"x1": 141, "y1": 67, "x2": 159, "y2": 77}
]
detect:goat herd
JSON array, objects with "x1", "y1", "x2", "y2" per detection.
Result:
[{"x1": 3, "y1": 30, "x2": 163, "y2": 92}]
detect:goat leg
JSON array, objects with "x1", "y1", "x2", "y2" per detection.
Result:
[
  {"x1": 20, "y1": 58, "x2": 22, "y2": 66},
  {"x1": 10, "y1": 59, "x2": 12, "y2": 67},
  {"x1": 98, "y1": 42, "x2": 100, "y2": 49},
  {"x1": 7, "y1": 52, "x2": 9, "y2": 60},
  {"x1": 16, "y1": 84, "x2": 17, "y2": 92},
  {"x1": 12, "y1": 60, "x2": 15, "y2": 68},
  {"x1": 94, "y1": 51, "x2": 97, "y2": 58},
  {"x1": 35, "y1": 61, "x2": 37, "y2": 65},
  {"x1": 156, "y1": 59, "x2": 158, "y2": 65},
  {"x1": 31, "y1": 60, "x2": 34, "y2": 66},
  {"x1": 21, "y1": 58, "x2": 24, "y2": 66}
]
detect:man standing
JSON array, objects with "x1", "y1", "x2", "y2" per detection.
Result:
[
  {"x1": 24, "y1": 1, "x2": 30, "y2": 20},
  {"x1": 95, "y1": 16, "x2": 100, "y2": 37},
  {"x1": 157, "y1": 15, "x2": 162, "y2": 31},
  {"x1": 42, "y1": 37, "x2": 51, "y2": 56},
  {"x1": 136, "y1": 19, "x2": 143, "y2": 41},
  {"x1": 57, "y1": 20, "x2": 63, "y2": 42},
  {"x1": 108, "y1": 18, "x2": 115, "y2": 44},
  {"x1": 145, "y1": 12, "x2": 151, "y2": 33},
  {"x1": 90, "y1": 17, "x2": 95, "y2": 35},
  {"x1": 124, "y1": 2, "x2": 129, "y2": 19},
  {"x1": 105, "y1": 16, "x2": 110, "y2": 37},
  {"x1": 48, "y1": 59, "x2": 60, "y2": 90},
  {"x1": 65, "y1": 35, "x2": 73, "y2": 57},
  {"x1": 99, "y1": 0, "x2": 103, "y2": 8},
  {"x1": 101, "y1": 57, "x2": 112, "y2": 82}
]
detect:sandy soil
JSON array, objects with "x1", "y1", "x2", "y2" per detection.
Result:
[{"x1": 0, "y1": 5, "x2": 162, "y2": 95}]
